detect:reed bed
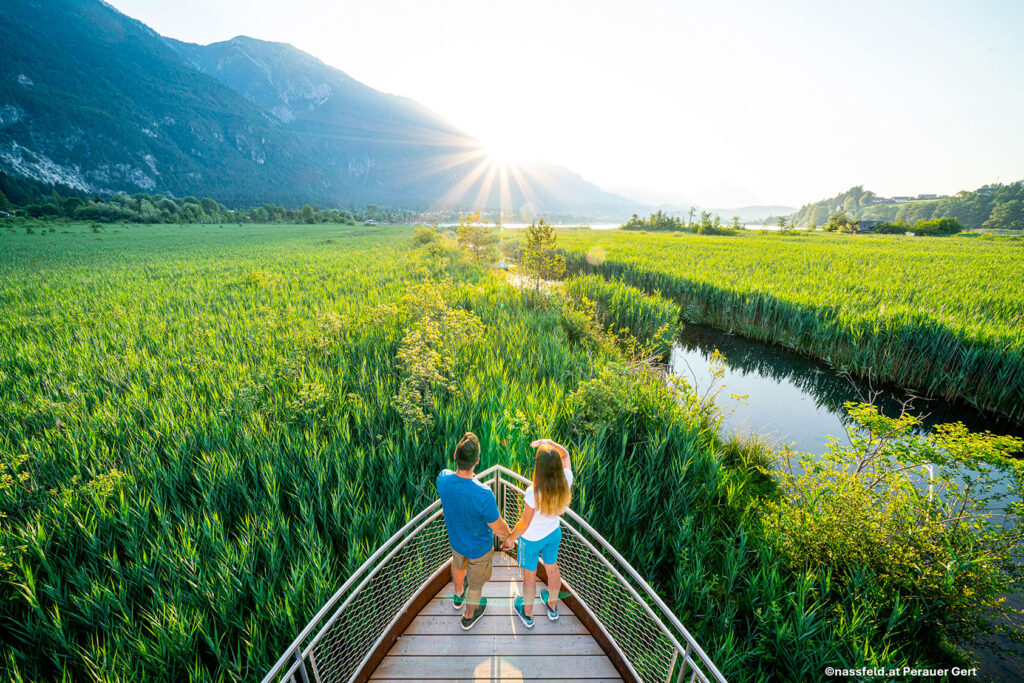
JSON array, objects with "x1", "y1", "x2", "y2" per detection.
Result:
[
  {"x1": 564, "y1": 274, "x2": 680, "y2": 356},
  {"x1": 558, "y1": 229, "x2": 1024, "y2": 418},
  {"x1": 0, "y1": 223, "x2": 997, "y2": 681}
]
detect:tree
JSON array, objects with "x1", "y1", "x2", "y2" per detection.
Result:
[
  {"x1": 699, "y1": 210, "x2": 713, "y2": 232},
  {"x1": 825, "y1": 212, "x2": 855, "y2": 233},
  {"x1": 301, "y1": 204, "x2": 316, "y2": 224},
  {"x1": 621, "y1": 214, "x2": 646, "y2": 231},
  {"x1": 50, "y1": 190, "x2": 65, "y2": 217},
  {"x1": 731, "y1": 215, "x2": 743, "y2": 231},
  {"x1": 522, "y1": 218, "x2": 566, "y2": 290},
  {"x1": 64, "y1": 197, "x2": 84, "y2": 215},
  {"x1": 687, "y1": 206, "x2": 696, "y2": 229},
  {"x1": 984, "y1": 199, "x2": 1024, "y2": 231},
  {"x1": 456, "y1": 212, "x2": 497, "y2": 262}
]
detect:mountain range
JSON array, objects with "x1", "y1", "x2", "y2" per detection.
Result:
[{"x1": 0, "y1": 0, "x2": 635, "y2": 214}]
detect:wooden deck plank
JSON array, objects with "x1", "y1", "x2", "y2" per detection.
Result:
[
  {"x1": 493, "y1": 552, "x2": 517, "y2": 566},
  {"x1": 435, "y1": 564, "x2": 521, "y2": 581},
  {"x1": 436, "y1": 581, "x2": 565, "y2": 600},
  {"x1": 371, "y1": 680, "x2": 621, "y2": 683},
  {"x1": 481, "y1": 566, "x2": 522, "y2": 581},
  {"x1": 371, "y1": 679, "x2": 622, "y2": 682},
  {"x1": 371, "y1": 654, "x2": 619, "y2": 679},
  {"x1": 420, "y1": 597, "x2": 574, "y2": 617},
  {"x1": 387, "y1": 634, "x2": 603, "y2": 656},
  {"x1": 368, "y1": 551, "x2": 619, "y2": 681},
  {"x1": 405, "y1": 614, "x2": 589, "y2": 636}
]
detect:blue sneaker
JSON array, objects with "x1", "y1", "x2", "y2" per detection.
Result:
[
  {"x1": 541, "y1": 588, "x2": 559, "y2": 621},
  {"x1": 513, "y1": 596, "x2": 535, "y2": 628}
]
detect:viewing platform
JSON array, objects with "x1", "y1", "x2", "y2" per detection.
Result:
[{"x1": 262, "y1": 466, "x2": 725, "y2": 683}]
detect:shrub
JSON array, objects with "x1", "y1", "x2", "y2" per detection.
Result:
[
  {"x1": 412, "y1": 224, "x2": 439, "y2": 245},
  {"x1": 391, "y1": 283, "x2": 484, "y2": 431},
  {"x1": 763, "y1": 403, "x2": 1024, "y2": 649},
  {"x1": 875, "y1": 217, "x2": 963, "y2": 236},
  {"x1": 564, "y1": 360, "x2": 696, "y2": 439}
]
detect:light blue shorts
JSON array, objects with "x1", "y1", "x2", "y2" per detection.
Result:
[{"x1": 516, "y1": 526, "x2": 562, "y2": 571}]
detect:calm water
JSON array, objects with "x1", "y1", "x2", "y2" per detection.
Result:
[
  {"x1": 670, "y1": 324, "x2": 1024, "y2": 454},
  {"x1": 669, "y1": 323, "x2": 1023, "y2": 680}
]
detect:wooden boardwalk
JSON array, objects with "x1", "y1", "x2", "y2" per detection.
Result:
[{"x1": 371, "y1": 552, "x2": 623, "y2": 682}]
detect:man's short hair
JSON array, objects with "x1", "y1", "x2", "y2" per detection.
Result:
[{"x1": 455, "y1": 432, "x2": 480, "y2": 470}]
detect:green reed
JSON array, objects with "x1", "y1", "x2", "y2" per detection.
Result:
[
  {"x1": 0, "y1": 222, "x2": 1001, "y2": 682},
  {"x1": 558, "y1": 229, "x2": 1024, "y2": 418}
]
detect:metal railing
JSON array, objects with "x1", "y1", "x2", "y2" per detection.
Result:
[{"x1": 262, "y1": 464, "x2": 726, "y2": 683}]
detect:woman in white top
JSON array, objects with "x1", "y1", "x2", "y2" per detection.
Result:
[{"x1": 502, "y1": 438, "x2": 572, "y2": 628}]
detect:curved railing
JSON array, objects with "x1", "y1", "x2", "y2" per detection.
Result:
[{"x1": 261, "y1": 465, "x2": 726, "y2": 683}]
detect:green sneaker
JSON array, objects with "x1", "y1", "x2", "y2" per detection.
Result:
[
  {"x1": 541, "y1": 588, "x2": 558, "y2": 621},
  {"x1": 460, "y1": 597, "x2": 487, "y2": 630},
  {"x1": 513, "y1": 596, "x2": 535, "y2": 628},
  {"x1": 453, "y1": 586, "x2": 467, "y2": 610}
]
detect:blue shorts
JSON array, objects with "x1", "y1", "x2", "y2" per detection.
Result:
[{"x1": 516, "y1": 527, "x2": 562, "y2": 571}]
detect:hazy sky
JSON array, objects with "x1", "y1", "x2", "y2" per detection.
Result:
[{"x1": 110, "y1": 0, "x2": 1024, "y2": 207}]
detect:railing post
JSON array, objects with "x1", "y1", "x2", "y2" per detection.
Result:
[
  {"x1": 675, "y1": 644, "x2": 693, "y2": 683},
  {"x1": 496, "y1": 469, "x2": 504, "y2": 520},
  {"x1": 292, "y1": 645, "x2": 310, "y2": 683}
]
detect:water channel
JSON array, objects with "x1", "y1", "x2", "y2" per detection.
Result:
[{"x1": 669, "y1": 323, "x2": 1023, "y2": 680}]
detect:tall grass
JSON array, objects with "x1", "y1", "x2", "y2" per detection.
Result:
[
  {"x1": 564, "y1": 274, "x2": 680, "y2": 356},
  {"x1": 558, "y1": 229, "x2": 1024, "y2": 418},
  {"x1": 0, "y1": 223, "x2": 1003, "y2": 681}
]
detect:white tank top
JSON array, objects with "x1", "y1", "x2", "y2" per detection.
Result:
[{"x1": 521, "y1": 468, "x2": 573, "y2": 541}]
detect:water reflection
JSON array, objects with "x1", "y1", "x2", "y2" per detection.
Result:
[{"x1": 670, "y1": 323, "x2": 1024, "y2": 455}]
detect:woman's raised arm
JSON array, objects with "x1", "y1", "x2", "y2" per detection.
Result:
[{"x1": 531, "y1": 438, "x2": 570, "y2": 469}]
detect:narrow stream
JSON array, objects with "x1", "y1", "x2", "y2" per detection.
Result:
[
  {"x1": 671, "y1": 323, "x2": 1024, "y2": 454},
  {"x1": 669, "y1": 323, "x2": 1023, "y2": 680}
]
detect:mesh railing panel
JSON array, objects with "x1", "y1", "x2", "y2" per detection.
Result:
[
  {"x1": 304, "y1": 512, "x2": 450, "y2": 683},
  {"x1": 557, "y1": 518, "x2": 678, "y2": 682},
  {"x1": 501, "y1": 478, "x2": 709, "y2": 683}
]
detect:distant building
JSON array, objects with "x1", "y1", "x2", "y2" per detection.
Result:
[
  {"x1": 917, "y1": 193, "x2": 938, "y2": 200},
  {"x1": 854, "y1": 220, "x2": 883, "y2": 234},
  {"x1": 978, "y1": 187, "x2": 996, "y2": 196},
  {"x1": 892, "y1": 196, "x2": 913, "y2": 202}
]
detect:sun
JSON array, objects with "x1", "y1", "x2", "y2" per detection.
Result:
[{"x1": 484, "y1": 139, "x2": 518, "y2": 167}]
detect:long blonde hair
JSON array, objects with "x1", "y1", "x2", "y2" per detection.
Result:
[{"x1": 532, "y1": 445, "x2": 571, "y2": 516}]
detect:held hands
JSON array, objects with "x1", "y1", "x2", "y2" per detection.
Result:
[{"x1": 501, "y1": 536, "x2": 516, "y2": 551}]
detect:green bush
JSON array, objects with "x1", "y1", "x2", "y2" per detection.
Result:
[
  {"x1": 412, "y1": 224, "x2": 439, "y2": 245},
  {"x1": 763, "y1": 403, "x2": 1023, "y2": 649},
  {"x1": 874, "y1": 217, "x2": 964, "y2": 236}
]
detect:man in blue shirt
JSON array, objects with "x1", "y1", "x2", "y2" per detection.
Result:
[{"x1": 436, "y1": 432, "x2": 512, "y2": 630}]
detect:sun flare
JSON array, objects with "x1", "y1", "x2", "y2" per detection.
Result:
[{"x1": 483, "y1": 140, "x2": 519, "y2": 167}]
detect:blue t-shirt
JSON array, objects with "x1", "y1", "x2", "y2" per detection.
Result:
[{"x1": 436, "y1": 469, "x2": 500, "y2": 559}]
